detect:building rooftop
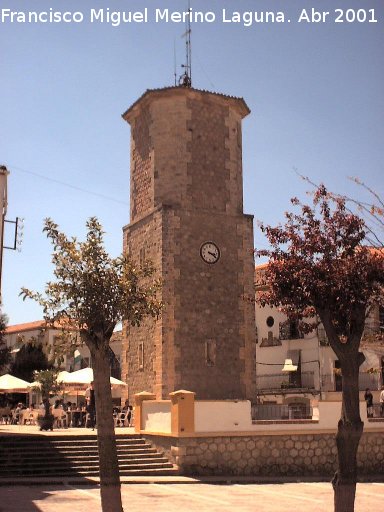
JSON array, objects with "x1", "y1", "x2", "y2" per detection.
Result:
[
  {"x1": 5, "y1": 320, "x2": 46, "y2": 334},
  {"x1": 122, "y1": 85, "x2": 250, "y2": 122}
]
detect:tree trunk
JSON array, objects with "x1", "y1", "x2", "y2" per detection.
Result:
[
  {"x1": 44, "y1": 397, "x2": 50, "y2": 418},
  {"x1": 91, "y1": 345, "x2": 124, "y2": 512},
  {"x1": 332, "y1": 355, "x2": 364, "y2": 512}
]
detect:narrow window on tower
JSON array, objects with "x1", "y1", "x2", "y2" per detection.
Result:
[
  {"x1": 139, "y1": 247, "x2": 146, "y2": 267},
  {"x1": 205, "y1": 340, "x2": 216, "y2": 367},
  {"x1": 138, "y1": 342, "x2": 144, "y2": 370}
]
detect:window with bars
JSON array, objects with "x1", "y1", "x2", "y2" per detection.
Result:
[
  {"x1": 317, "y1": 324, "x2": 329, "y2": 345},
  {"x1": 205, "y1": 340, "x2": 216, "y2": 367},
  {"x1": 138, "y1": 342, "x2": 144, "y2": 370},
  {"x1": 279, "y1": 320, "x2": 303, "y2": 340},
  {"x1": 139, "y1": 247, "x2": 146, "y2": 267}
]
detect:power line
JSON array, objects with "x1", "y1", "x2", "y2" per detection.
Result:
[{"x1": 7, "y1": 163, "x2": 129, "y2": 206}]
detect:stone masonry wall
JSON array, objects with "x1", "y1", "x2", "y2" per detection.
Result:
[
  {"x1": 122, "y1": 207, "x2": 163, "y2": 401},
  {"x1": 172, "y1": 209, "x2": 255, "y2": 399},
  {"x1": 122, "y1": 205, "x2": 180, "y2": 400},
  {"x1": 130, "y1": 104, "x2": 153, "y2": 223},
  {"x1": 144, "y1": 432, "x2": 384, "y2": 478},
  {"x1": 122, "y1": 87, "x2": 256, "y2": 400}
]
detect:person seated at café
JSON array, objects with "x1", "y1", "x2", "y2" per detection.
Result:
[
  {"x1": 71, "y1": 405, "x2": 81, "y2": 427},
  {"x1": 23, "y1": 403, "x2": 36, "y2": 425},
  {"x1": 13, "y1": 403, "x2": 25, "y2": 424},
  {"x1": 70, "y1": 403, "x2": 86, "y2": 427},
  {"x1": 63, "y1": 401, "x2": 72, "y2": 412},
  {"x1": 53, "y1": 399, "x2": 63, "y2": 409}
]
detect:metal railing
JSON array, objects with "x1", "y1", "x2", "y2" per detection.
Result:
[
  {"x1": 370, "y1": 404, "x2": 384, "y2": 418},
  {"x1": 256, "y1": 371, "x2": 315, "y2": 391},
  {"x1": 321, "y1": 372, "x2": 381, "y2": 392},
  {"x1": 252, "y1": 403, "x2": 313, "y2": 421}
]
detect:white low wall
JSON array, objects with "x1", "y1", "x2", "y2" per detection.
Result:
[
  {"x1": 194, "y1": 400, "x2": 380, "y2": 433},
  {"x1": 139, "y1": 399, "x2": 382, "y2": 435},
  {"x1": 142, "y1": 400, "x2": 171, "y2": 433},
  {"x1": 195, "y1": 400, "x2": 253, "y2": 432}
]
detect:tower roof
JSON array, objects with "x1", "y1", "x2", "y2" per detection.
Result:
[{"x1": 122, "y1": 86, "x2": 250, "y2": 123}]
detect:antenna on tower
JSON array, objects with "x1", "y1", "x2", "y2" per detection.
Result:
[
  {"x1": 173, "y1": 39, "x2": 177, "y2": 86},
  {"x1": 179, "y1": 0, "x2": 192, "y2": 87}
]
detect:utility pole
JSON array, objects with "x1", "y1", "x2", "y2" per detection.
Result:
[{"x1": 0, "y1": 166, "x2": 9, "y2": 301}]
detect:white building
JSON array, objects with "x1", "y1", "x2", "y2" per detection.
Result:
[
  {"x1": 4, "y1": 321, "x2": 124, "y2": 405},
  {"x1": 4, "y1": 320, "x2": 122, "y2": 378},
  {"x1": 254, "y1": 264, "x2": 384, "y2": 419}
]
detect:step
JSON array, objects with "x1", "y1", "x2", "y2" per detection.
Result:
[
  {"x1": 0, "y1": 442, "x2": 152, "y2": 455},
  {"x1": 2, "y1": 451, "x2": 162, "y2": 463},
  {"x1": 1, "y1": 461, "x2": 176, "y2": 477},
  {"x1": 0, "y1": 448, "x2": 159, "y2": 465},
  {"x1": 0, "y1": 434, "x2": 176, "y2": 478},
  {"x1": 0, "y1": 435, "x2": 141, "y2": 444},
  {"x1": 1, "y1": 438, "x2": 144, "y2": 448},
  {"x1": 0, "y1": 455, "x2": 170, "y2": 471},
  {"x1": 0, "y1": 467, "x2": 179, "y2": 479},
  {"x1": 1, "y1": 442, "x2": 152, "y2": 452}
]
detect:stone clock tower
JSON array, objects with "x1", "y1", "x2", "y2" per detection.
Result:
[{"x1": 121, "y1": 86, "x2": 256, "y2": 400}]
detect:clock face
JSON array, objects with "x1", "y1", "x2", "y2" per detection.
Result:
[{"x1": 200, "y1": 241, "x2": 220, "y2": 264}]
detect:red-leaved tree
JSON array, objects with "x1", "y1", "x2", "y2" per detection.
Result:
[{"x1": 257, "y1": 185, "x2": 384, "y2": 512}]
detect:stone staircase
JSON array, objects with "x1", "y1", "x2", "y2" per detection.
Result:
[{"x1": 0, "y1": 434, "x2": 178, "y2": 479}]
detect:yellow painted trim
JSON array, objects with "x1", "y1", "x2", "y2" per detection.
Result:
[
  {"x1": 138, "y1": 427, "x2": 384, "y2": 438},
  {"x1": 134, "y1": 391, "x2": 156, "y2": 433},
  {"x1": 169, "y1": 390, "x2": 195, "y2": 434}
]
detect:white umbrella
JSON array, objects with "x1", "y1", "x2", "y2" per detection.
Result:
[
  {"x1": 28, "y1": 370, "x2": 70, "y2": 389},
  {"x1": 63, "y1": 367, "x2": 126, "y2": 388},
  {"x1": 57, "y1": 370, "x2": 70, "y2": 383},
  {"x1": 0, "y1": 374, "x2": 31, "y2": 393}
]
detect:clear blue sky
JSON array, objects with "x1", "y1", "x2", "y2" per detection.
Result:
[{"x1": 1, "y1": 0, "x2": 383, "y2": 325}]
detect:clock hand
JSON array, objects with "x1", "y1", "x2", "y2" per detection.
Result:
[{"x1": 208, "y1": 251, "x2": 216, "y2": 257}]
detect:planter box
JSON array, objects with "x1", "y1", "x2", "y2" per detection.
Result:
[{"x1": 37, "y1": 414, "x2": 54, "y2": 431}]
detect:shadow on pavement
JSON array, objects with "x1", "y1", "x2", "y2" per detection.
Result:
[{"x1": 0, "y1": 483, "x2": 101, "y2": 512}]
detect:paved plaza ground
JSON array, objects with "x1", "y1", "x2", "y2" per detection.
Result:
[
  {"x1": 0, "y1": 481, "x2": 383, "y2": 512},
  {"x1": 1, "y1": 425, "x2": 383, "y2": 511},
  {"x1": 0, "y1": 424, "x2": 135, "y2": 436}
]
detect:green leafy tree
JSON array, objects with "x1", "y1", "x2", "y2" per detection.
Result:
[
  {"x1": 11, "y1": 343, "x2": 51, "y2": 382},
  {"x1": 257, "y1": 186, "x2": 384, "y2": 512},
  {"x1": 21, "y1": 217, "x2": 162, "y2": 512},
  {"x1": 32, "y1": 369, "x2": 62, "y2": 418}
]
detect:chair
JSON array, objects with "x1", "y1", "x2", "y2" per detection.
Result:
[
  {"x1": 70, "y1": 410, "x2": 81, "y2": 427},
  {"x1": 53, "y1": 408, "x2": 68, "y2": 428},
  {"x1": 31, "y1": 410, "x2": 39, "y2": 425},
  {"x1": 117, "y1": 412, "x2": 127, "y2": 427},
  {"x1": 21, "y1": 410, "x2": 30, "y2": 425},
  {"x1": 11, "y1": 410, "x2": 20, "y2": 425},
  {"x1": 0, "y1": 407, "x2": 12, "y2": 424},
  {"x1": 24, "y1": 410, "x2": 38, "y2": 425}
]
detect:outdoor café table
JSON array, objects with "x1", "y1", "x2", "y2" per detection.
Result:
[{"x1": 69, "y1": 409, "x2": 86, "y2": 427}]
